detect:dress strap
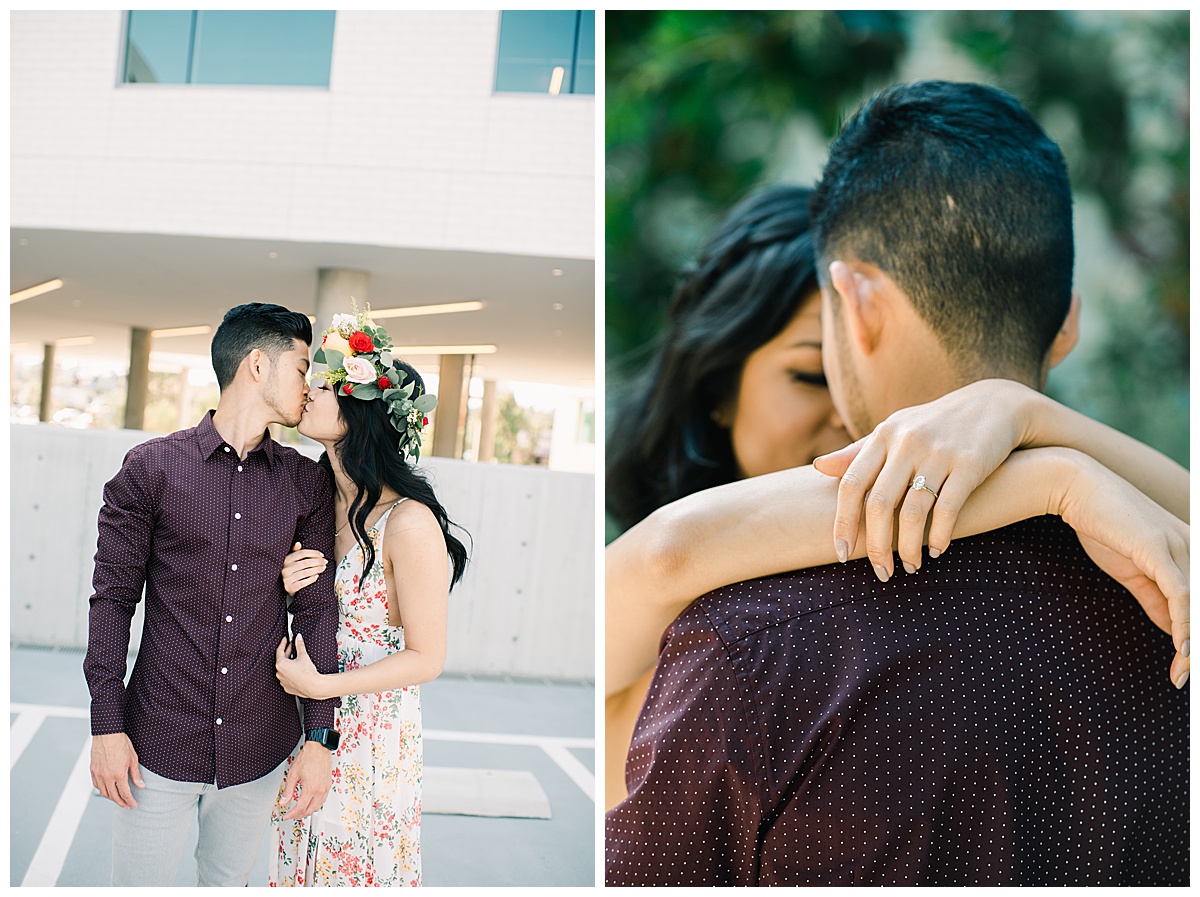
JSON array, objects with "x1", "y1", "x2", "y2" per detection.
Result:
[{"x1": 371, "y1": 498, "x2": 408, "y2": 540}]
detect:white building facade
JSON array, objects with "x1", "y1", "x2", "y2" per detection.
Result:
[
  {"x1": 12, "y1": 9, "x2": 595, "y2": 471},
  {"x1": 10, "y1": 10, "x2": 596, "y2": 677}
]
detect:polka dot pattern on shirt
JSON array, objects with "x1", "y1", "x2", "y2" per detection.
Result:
[{"x1": 605, "y1": 516, "x2": 1188, "y2": 886}]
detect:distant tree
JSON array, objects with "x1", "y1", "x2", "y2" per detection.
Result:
[{"x1": 607, "y1": 9, "x2": 1188, "y2": 465}]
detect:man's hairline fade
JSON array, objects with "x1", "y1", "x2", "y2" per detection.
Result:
[
  {"x1": 211, "y1": 303, "x2": 313, "y2": 391},
  {"x1": 810, "y1": 79, "x2": 1075, "y2": 382}
]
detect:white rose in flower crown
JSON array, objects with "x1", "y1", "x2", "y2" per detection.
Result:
[
  {"x1": 342, "y1": 355, "x2": 378, "y2": 384},
  {"x1": 330, "y1": 313, "x2": 357, "y2": 337}
]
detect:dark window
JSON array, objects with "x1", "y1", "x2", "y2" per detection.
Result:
[
  {"x1": 123, "y1": 11, "x2": 335, "y2": 87},
  {"x1": 494, "y1": 11, "x2": 595, "y2": 95}
]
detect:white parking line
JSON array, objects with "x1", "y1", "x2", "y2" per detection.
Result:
[
  {"x1": 11, "y1": 703, "x2": 88, "y2": 720},
  {"x1": 540, "y1": 743, "x2": 595, "y2": 801},
  {"x1": 424, "y1": 728, "x2": 593, "y2": 749},
  {"x1": 11, "y1": 709, "x2": 48, "y2": 769},
  {"x1": 21, "y1": 740, "x2": 94, "y2": 887},
  {"x1": 11, "y1": 705, "x2": 597, "y2": 805}
]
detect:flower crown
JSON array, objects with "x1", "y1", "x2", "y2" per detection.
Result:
[{"x1": 312, "y1": 303, "x2": 438, "y2": 460}]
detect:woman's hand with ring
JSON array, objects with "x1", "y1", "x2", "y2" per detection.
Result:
[{"x1": 814, "y1": 379, "x2": 1037, "y2": 580}]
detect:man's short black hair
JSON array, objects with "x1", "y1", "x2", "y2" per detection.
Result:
[
  {"x1": 210, "y1": 303, "x2": 312, "y2": 390},
  {"x1": 811, "y1": 80, "x2": 1074, "y2": 378}
]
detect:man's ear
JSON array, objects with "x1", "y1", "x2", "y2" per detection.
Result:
[
  {"x1": 243, "y1": 348, "x2": 267, "y2": 383},
  {"x1": 1046, "y1": 289, "x2": 1080, "y2": 370},
  {"x1": 828, "y1": 260, "x2": 881, "y2": 355}
]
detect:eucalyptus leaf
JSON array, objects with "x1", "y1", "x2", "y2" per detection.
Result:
[
  {"x1": 324, "y1": 349, "x2": 345, "y2": 370},
  {"x1": 352, "y1": 383, "x2": 382, "y2": 400},
  {"x1": 313, "y1": 347, "x2": 327, "y2": 365},
  {"x1": 413, "y1": 393, "x2": 438, "y2": 413},
  {"x1": 380, "y1": 351, "x2": 394, "y2": 368}
]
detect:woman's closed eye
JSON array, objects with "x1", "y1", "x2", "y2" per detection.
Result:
[{"x1": 788, "y1": 368, "x2": 828, "y2": 388}]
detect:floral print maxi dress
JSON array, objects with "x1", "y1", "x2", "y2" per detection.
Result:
[{"x1": 270, "y1": 499, "x2": 422, "y2": 887}]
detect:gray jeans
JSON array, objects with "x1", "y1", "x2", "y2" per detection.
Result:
[{"x1": 110, "y1": 760, "x2": 285, "y2": 887}]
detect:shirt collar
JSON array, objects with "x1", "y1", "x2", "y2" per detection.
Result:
[{"x1": 196, "y1": 410, "x2": 278, "y2": 468}]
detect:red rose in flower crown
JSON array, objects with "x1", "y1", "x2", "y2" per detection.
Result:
[
  {"x1": 314, "y1": 300, "x2": 440, "y2": 461},
  {"x1": 348, "y1": 331, "x2": 374, "y2": 353}
]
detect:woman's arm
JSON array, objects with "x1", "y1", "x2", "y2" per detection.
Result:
[
  {"x1": 605, "y1": 667, "x2": 655, "y2": 810},
  {"x1": 277, "y1": 502, "x2": 448, "y2": 700},
  {"x1": 818, "y1": 379, "x2": 1188, "y2": 576},
  {"x1": 1024, "y1": 385, "x2": 1188, "y2": 522},
  {"x1": 606, "y1": 445, "x2": 1189, "y2": 696}
]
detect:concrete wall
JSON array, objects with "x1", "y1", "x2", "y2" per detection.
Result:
[
  {"x1": 10, "y1": 10, "x2": 594, "y2": 260},
  {"x1": 11, "y1": 424, "x2": 595, "y2": 681}
]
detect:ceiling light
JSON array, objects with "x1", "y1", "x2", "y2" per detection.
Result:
[
  {"x1": 549, "y1": 66, "x2": 565, "y2": 96},
  {"x1": 552, "y1": 303, "x2": 564, "y2": 311},
  {"x1": 150, "y1": 325, "x2": 212, "y2": 338},
  {"x1": 371, "y1": 301, "x2": 485, "y2": 319},
  {"x1": 552, "y1": 268, "x2": 563, "y2": 276},
  {"x1": 55, "y1": 336, "x2": 96, "y2": 347},
  {"x1": 392, "y1": 345, "x2": 497, "y2": 355},
  {"x1": 10, "y1": 278, "x2": 64, "y2": 304}
]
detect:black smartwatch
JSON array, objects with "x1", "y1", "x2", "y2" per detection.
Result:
[{"x1": 305, "y1": 727, "x2": 340, "y2": 751}]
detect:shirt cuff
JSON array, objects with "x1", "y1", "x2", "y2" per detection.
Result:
[
  {"x1": 300, "y1": 695, "x2": 340, "y2": 730},
  {"x1": 90, "y1": 701, "x2": 127, "y2": 736}
]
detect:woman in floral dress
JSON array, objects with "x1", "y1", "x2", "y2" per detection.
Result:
[{"x1": 268, "y1": 310, "x2": 469, "y2": 887}]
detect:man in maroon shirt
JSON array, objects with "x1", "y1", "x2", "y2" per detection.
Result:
[
  {"x1": 84, "y1": 303, "x2": 341, "y2": 886},
  {"x1": 606, "y1": 82, "x2": 1187, "y2": 885}
]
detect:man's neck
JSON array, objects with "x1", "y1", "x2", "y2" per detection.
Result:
[
  {"x1": 865, "y1": 364, "x2": 1040, "y2": 435},
  {"x1": 211, "y1": 395, "x2": 273, "y2": 459}
]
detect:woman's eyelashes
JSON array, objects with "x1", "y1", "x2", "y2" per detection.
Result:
[{"x1": 788, "y1": 368, "x2": 828, "y2": 387}]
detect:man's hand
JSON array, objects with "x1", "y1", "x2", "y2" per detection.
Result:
[
  {"x1": 89, "y1": 733, "x2": 145, "y2": 809},
  {"x1": 280, "y1": 741, "x2": 332, "y2": 820}
]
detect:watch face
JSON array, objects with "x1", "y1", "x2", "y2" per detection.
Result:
[{"x1": 309, "y1": 728, "x2": 339, "y2": 750}]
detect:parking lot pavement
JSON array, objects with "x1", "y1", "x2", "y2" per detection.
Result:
[{"x1": 11, "y1": 645, "x2": 595, "y2": 887}]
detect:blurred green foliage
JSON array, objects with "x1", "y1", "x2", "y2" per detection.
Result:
[{"x1": 607, "y1": 10, "x2": 1188, "y2": 466}]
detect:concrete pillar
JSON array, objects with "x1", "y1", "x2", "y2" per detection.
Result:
[
  {"x1": 124, "y1": 327, "x2": 151, "y2": 431},
  {"x1": 38, "y1": 343, "x2": 56, "y2": 422},
  {"x1": 177, "y1": 367, "x2": 193, "y2": 430},
  {"x1": 431, "y1": 354, "x2": 467, "y2": 459},
  {"x1": 477, "y1": 379, "x2": 499, "y2": 463},
  {"x1": 315, "y1": 268, "x2": 370, "y2": 334}
]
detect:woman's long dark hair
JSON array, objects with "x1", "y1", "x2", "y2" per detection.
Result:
[
  {"x1": 323, "y1": 360, "x2": 469, "y2": 588},
  {"x1": 607, "y1": 185, "x2": 821, "y2": 532}
]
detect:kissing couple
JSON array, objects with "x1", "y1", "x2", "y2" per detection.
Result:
[{"x1": 85, "y1": 302, "x2": 468, "y2": 886}]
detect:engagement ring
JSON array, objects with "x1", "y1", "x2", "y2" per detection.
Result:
[{"x1": 911, "y1": 475, "x2": 939, "y2": 499}]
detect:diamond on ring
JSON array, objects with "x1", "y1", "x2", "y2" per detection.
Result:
[{"x1": 911, "y1": 475, "x2": 938, "y2": 499}]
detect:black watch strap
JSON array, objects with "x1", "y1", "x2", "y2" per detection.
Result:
[{"x1": 305, "y1": 727, "x2": 340, "y2": 751}]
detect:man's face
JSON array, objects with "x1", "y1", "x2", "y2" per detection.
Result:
[
  {"x1": 819, "y1": 286, "x2": 872, "y2": 441},
  {"x1": 261, "y1": 339, "x2": 311, "y2": 428}
]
